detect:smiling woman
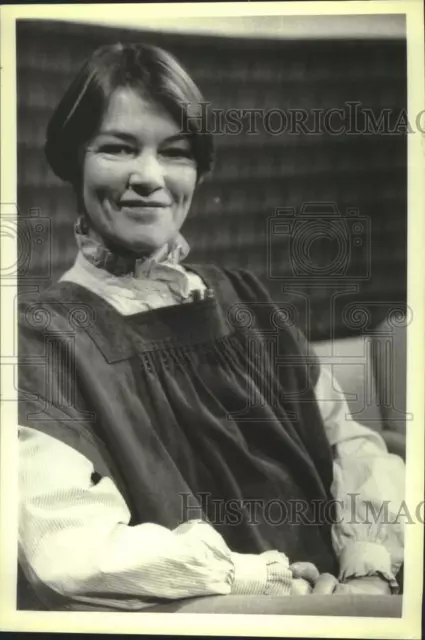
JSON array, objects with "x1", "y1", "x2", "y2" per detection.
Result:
[
  {"x1": 17, "y1": 41, "x2": 404, "y2": 612},
  {"x1": 44, "y1": 42, "x2": 212, "y2": 260},
  {"x1": 82, "y1": 90, "x2": 197, "y2": 255}
]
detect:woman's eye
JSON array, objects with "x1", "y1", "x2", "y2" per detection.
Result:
[
  {"x1": 161, "y1": 147, "x2": 193, "y2": 159},
  {"x1": 101, "y1": 144, "x2": 134, "y2": 156}
]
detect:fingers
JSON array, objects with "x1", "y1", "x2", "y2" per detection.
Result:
[
  {"x1": 312, "y1": 573, "x2": 339, "y2": 595},
  {"x1": 291, "y1": 577, "x2": 313, "y2": 596},
  {"x1": 289, "y1": 562, "x2": 320, "y2": 585},
  {"x1": 333, "y1": 583, "x2": 352, "y2": 595},
  {"x1": 333, "y1": 577, "x2": 392, "y2": 596},
  {"x1": 289, "y1": 562, "x2": 339, "y2": 595}
]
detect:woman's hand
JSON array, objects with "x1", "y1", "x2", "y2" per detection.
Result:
[
  {"x1": 290, "y1": 563, "x2": 339, "y2": 594},
  {"x1": 289, "y1": 562, "x2": 392, "y2": 595},
  {"x1": 333, "y1": 576, "x2": 392, "y2": 595},
  {"x1": 289, "y1": 562, "x2": 319, "y2": 595}
]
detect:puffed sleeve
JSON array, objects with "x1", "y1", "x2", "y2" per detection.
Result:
[
  {"x1": 19, "y1": 426, "x2": 294, "y2": 610},
  {"x1": 314, "y1": 365, "x2": 404, "y2": 590}
]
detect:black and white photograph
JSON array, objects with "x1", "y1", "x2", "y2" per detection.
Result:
[{"x1": 1, "y1": 2, "x2": 424, "y2": 637}]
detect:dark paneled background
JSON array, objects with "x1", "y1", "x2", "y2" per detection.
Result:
[{"x1": 16, "y1": 19, "x2": 407, "y2": 341}]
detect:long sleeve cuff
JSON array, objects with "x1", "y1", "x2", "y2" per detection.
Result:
[
  {"x1": 20, "y1": 427, "x2": 296, "y2": 606},
  {"x1": 231, "y1": 550, "x2": 292, "y2": 596},
  {"x1": 338, "y1": 541, "x2": 399, "y2": 593}
]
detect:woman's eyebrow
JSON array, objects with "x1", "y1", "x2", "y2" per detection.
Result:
[
  {"x1": 96, "y1": 130, "x2": 137, "y2": 142},
  {"x1": 162, "y1": 133, "x2": 191, "y2": 145},
  {"x1": 95, "y1": 131, "x2": 190, "y2": 145}
]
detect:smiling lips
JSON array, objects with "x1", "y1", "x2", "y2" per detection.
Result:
[
  {"x1": 119, "y1": 200, "x2": 171, "y2": 219},
  {"x1": 120, "y1": 199, "x2": 170, "y2": 208}
]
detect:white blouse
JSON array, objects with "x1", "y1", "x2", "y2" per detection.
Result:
[{"x1": 18, "y1": 253, "x2": 405, "y2": 609}]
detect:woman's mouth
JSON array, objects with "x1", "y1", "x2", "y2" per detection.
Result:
[
  {"x1": 120, "y1": 201, "x2": 170, "y2": 218},
  {"x1": 120, "y1": 199, "x2": 170, "y2": 208}
]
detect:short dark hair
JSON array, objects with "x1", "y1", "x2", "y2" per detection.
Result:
[{"x1": 44, "y1": 42, "x2": 214, "y2": 185}]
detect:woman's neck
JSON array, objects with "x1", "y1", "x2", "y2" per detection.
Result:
[
  {"x1": 74, "y1": 216, "x2": 190, "y2": 276},
  {"x1": 85, "y1": 226, "x2": 158, "y2": 260}
]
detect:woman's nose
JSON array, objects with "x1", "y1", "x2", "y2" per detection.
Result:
[{"x1": 127, "y1": 151, "x2": 165, "y2": 191}]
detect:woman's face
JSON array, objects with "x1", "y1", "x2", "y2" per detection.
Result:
[{"x1": 82, "y1": 88, "x2": 197, "y2": 255}]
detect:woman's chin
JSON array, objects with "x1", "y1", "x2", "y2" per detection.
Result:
[{"x1": 116, "y1": 235, "x2": 170, "y2": 257}]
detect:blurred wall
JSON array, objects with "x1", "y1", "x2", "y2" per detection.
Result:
[{"x1": 16, "y1": 19, "x2": 407, "y2": 341}]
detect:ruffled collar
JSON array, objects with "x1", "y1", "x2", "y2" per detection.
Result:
[{"x1": 74, "y1": 216, "x2": 190, "y2": 279}]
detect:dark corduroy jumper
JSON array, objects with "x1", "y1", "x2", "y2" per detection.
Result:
[{"x1": 18, "y1": 265, "x2": 338, "y2": 575}]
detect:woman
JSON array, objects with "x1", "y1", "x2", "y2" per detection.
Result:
[{"x1": 18, "y1": 42, "x2": 404, "y2": 612}]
